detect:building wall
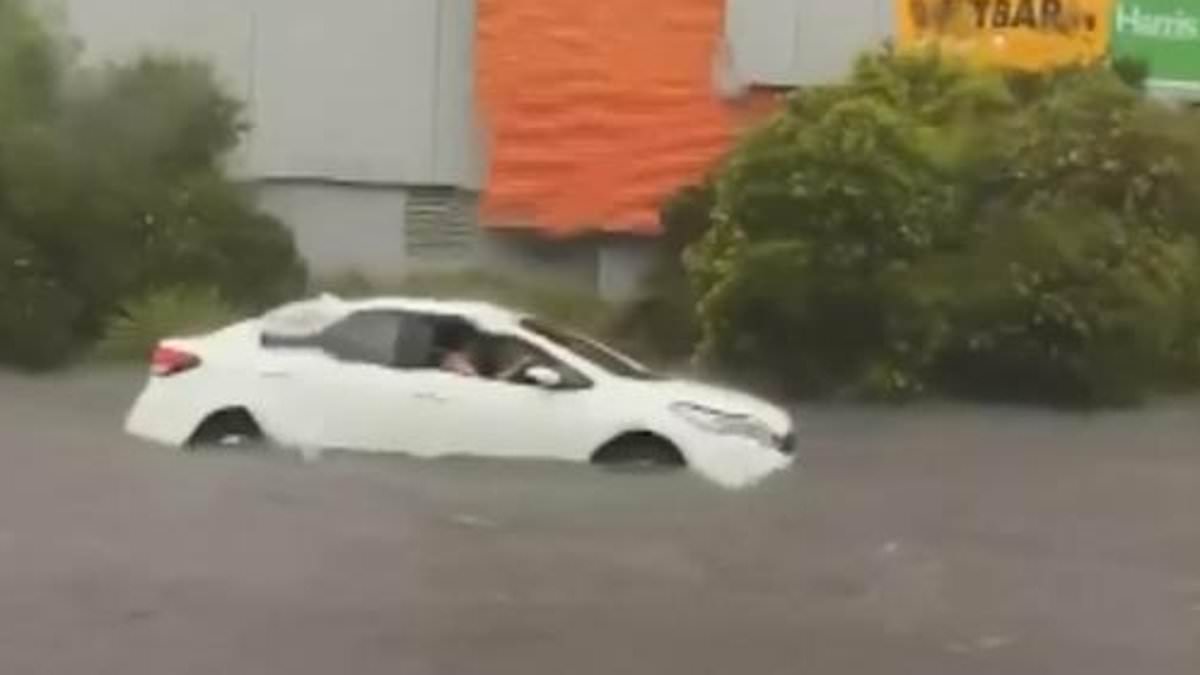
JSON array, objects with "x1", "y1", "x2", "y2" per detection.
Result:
[
  {"x1": 49, "y1": 0, "x2": 254, "y2": 98},
  {"x1": 475, "y1": 0, "x2": 748, "y2": 235},
  {"x1": 478, "y1": 234, "x2": 602, "y2": 294},
  {"x1": 725, "y1": 0, "x2": 894, "y2": 86},
  {"x1": 49, "y1": 0, "x2": 889, "y2": 300},
  {"x1": 57, "y1": 0, "x2": 481, "y2": 189},
  {"x1": 46, "y1": 0, "x2": 1199, "y2": 302},
  {"x1": 473, "y1": 0, "x2": 884, "y2": 296},
  {"x1": 597, "y1": 238, "x2": 660, "y2": 301},
  {"x1": 56, "y1": 0, "x2": 491, "y2": 287},
  {"x1": 255, "y1": 181, "x2": 410, "y2": 279}
]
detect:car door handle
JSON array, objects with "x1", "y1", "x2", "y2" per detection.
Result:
[
  {"x1": 259, "y1": 370, "x2": 292, "y2": 380},
  {"x1": 413, "y1": 392, "x2": 449, "y2": 403}
]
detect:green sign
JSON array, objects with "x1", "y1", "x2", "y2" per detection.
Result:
[{"x1": 1112, "y1": 0, "x2": 1200, "y2": 94}]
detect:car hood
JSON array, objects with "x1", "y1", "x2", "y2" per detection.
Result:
[{"x1": 647, "y1": 378, "x2": 792, "y2": 432}]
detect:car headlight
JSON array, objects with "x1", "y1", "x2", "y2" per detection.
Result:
[{"x1": 670, "y1": 402, "x2": 776, "y2": 447}]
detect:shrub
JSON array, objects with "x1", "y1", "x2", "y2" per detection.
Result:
[
  {"x1": 0, "y1": 0, "x2": 61, "y2": 129},
  {"x1": 691, "y1": 50, "x2": 994, "y2": 398},
  {"x1": 615, "y1": 181, "x2": 714, "y2": 362},
  {"x1": 0, "y1": 230, "x2": 81, "y2": 369},
  {"x1": 691, "y1": 49, "x2": 1200, "y2": 405},
  {"x1": 95, "y1": 286, "x2": 239, "y2": 361},
  {"x1": 914, "y1": 204, "x2": 1200, "y2": 405},
  {"x1": 0, "y1": 0, "x2": 306, "y2": 368}
]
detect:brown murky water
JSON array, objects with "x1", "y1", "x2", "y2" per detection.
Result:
[{"x1": 1, "y1": 368, "x2": 1197, "y2": 674}]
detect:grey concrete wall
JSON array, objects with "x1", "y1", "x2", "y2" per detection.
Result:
[
  {"x1": 50, "y1": 0, "x2": 254, "y2": 97},
  {"x1": 597, "y1": 238, "x2": 659, "y2": 302},
  {"x1": 477, "y1": 233, "x2": 600, "y2": 295},
  {"x1": 724, "y1": 0, "x2": 802, "y2": 86},
  {"x1": 55, "y1": 0, "x2": 482, "y2": 189},
  {"x1": 255, "y1": 182, "x2": 657, "y2": 303},
  {"x1": 50, "y1": 0, "x2": 690, "y2": 302},
  {"x1": 431, "y1": 0, "x2": 485, "y2": 188},
  {"x1": 476, "y1": 234, "x2": 659, "y2": 302},
  {"x1": 256, "y1": 181, "x2": 409, "y2": 280},
  {"x1": 726, "y1": 0, "x2": 894, "y2": 86}
]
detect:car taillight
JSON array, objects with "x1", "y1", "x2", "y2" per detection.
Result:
[{"x1": 151, "y1": 345, "x2": 201, "y2": 377}]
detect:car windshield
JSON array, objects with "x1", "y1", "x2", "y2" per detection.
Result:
[{"x1": 521, "y1": 319, "x2": 662, "y2": 381}]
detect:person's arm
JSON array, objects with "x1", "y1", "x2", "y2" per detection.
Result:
[{"x1": 442, "y1": 352, "x2": 479, "y2": 377}]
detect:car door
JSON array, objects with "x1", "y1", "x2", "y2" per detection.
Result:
[{"x1": 257, "y1": 310, "x2": 448, "y2": 455}]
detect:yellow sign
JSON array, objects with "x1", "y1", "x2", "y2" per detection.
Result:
[{"x1": 897, "y1": 0, "x2": 1114, "y2": 70}]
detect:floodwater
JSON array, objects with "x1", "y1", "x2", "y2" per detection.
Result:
[{"x1": 0, "y1": 368, "x2": 1197, "y2": 674}]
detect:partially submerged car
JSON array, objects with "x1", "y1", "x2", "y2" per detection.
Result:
[{"x1": 125, "y1": 295, "x2": 795, "y2": 488}]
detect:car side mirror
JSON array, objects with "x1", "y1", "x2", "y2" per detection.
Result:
[{"x1": 525, "y1": 365, "x2": 563, "y2": 389}]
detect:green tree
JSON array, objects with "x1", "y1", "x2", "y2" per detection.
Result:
[
  {"x1": 691, "y1": 48, "x2": 1200, "y2": 405},
  {"x1": 616, "y1": 181, "x2": 714, "y2": 362},
  {"x1": 0, "y1": 0, "x2": 61, "y2": 128},
  {"x1": 0, "y1": 0, "x2": 305, "y2": 368}
]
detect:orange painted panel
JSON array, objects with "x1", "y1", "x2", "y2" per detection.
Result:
[{"x1": 476, "y1": 0, "x2": 759, "y2": 236}]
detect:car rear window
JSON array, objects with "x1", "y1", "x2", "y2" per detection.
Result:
[{"x1": 272, "y1": 310, "x2": 442, "y2": 370}]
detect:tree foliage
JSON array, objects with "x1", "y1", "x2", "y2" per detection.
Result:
[
  {"x1": 0, "y1": 0, "x2": 305, "y2": 368},
  {"x1": 616, "y1": 181, "x2": 714, "y2": 363},
  {"x1": 690, "y1": 49, "x2": 1200, "y2": 405}
]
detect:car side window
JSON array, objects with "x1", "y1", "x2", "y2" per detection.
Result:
[
  {"x1": 317, "y1": 311, "x2": 404, "y2": 367},
  {"x1": 394, "y1": 314, "x2": 439, "y2": 369},
  {"x1": 478, "y1": 334, "x2": 590, "y2": 389}
]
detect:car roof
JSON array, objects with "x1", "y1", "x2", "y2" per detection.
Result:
[
  {"x1": 259, "y1": 294, "x2": 533, "y2": 338},
  {"x1": 342, "y1": 295, "x2": 527, "y2": 328}
]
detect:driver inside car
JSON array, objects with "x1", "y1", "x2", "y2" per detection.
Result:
[
  {"x1": 435, "y1": 321, "x2": 481, "y2": 377},
  {"x1": 435, "y1": 322, "x2": 540, "y2": 383}
]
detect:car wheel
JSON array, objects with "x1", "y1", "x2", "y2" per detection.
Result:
[
  {"x1": 187, "y1": 409, "x2": 265, "y2": 450},
  {"x1": 592, "y1": 433, "x2": 686, "y2": 473}
]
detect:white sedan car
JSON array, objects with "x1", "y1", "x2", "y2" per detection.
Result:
[{"x1": 125, "y1": 295, "x2": 795, "y2": 488}]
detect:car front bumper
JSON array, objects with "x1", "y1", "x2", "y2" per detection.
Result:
[{"x1": 679, "y1": 432, "x2": 796, "y2": 490}]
